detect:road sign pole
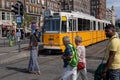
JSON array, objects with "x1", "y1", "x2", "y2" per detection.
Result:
[
  {"x1": 18, "y1": 24, "x2": 21, "y2": 52},
  {"x1": 18, "y1": 28, "x2": 21, "y2": 52},
  {"x1": 16, "y1": 16, "x2": 22, "y2": 52}
]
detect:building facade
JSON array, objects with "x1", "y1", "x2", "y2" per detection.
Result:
[
  {"x1": 0, "y1": 0, "x2": 43, "y2": 37},
  {"x1": 106, "y1": 8, "x2": 112, "y2": 22},
  {"x1": 90, "y1": 0, "x2": 106, "y2": 19},
  {"x1": 60, "y1": 0, "x2": 90, "y2": 14},
  {"x1": 0, "y1": 0, "x2": 16, "y2": 37},
  {"x1": 106, "y1": 6, "x2": 116, "y2": 25},
  {"x1": 24, "y1": 0, "x2": 42, "y2": 27}
]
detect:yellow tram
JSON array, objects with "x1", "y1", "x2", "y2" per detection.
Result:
[{"x1": 43, "y1": 11, "x2": 110, "y2": 53}]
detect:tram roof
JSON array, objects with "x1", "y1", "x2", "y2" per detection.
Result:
[
  {"x1": 96, "y1": 19, "x2": 111, "y2": 24},
  {"x1": 52, "y1": 11, "x2": 110, "y2": 24},
  {"x1": 58, "y1": 11, "x2": 110, "y2": 23},
  {"x1": 59, "y1": 11, "x2": 96, "y2": 20}
]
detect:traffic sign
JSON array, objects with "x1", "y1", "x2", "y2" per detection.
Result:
[
  {"x1": 16, "y1": 16, "x2": 22, "y2": 24},
  {"x1": 16, "y1": 31, "x2": 21, "y2": 37}
]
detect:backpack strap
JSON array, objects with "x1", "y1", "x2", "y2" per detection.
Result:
[{"x1": 68, "y1": 44, "x2": 75, "y2": 56}]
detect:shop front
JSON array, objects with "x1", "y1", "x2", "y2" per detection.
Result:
[{"x1": 0, "y1": 20, "x2": 16, "y2": 38}]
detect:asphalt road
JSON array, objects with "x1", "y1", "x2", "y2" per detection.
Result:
[{"x1": 0, "y1": 40, "x2": 108, "y2": 80}]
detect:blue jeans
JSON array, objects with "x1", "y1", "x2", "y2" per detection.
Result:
[{"x1": 106, "y1": 69, "x2": 120, "y2": 80}]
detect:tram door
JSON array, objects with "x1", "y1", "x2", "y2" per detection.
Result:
[{"x1": 68, "y1": 16, "x2": 77, "y2": 45}]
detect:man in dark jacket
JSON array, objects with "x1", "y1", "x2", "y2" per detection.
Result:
[{"x1": 61, "y1": 36, "x2": 77, "y2": 80}]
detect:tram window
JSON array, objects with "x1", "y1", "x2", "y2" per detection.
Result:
[
  {"x1": 61, "y1": 21, "x2": 67, "y2": 32},
  {"x1": 52, "y1": 19, "x2": 60, "y2": 31},
  {"x1": 44, "y1": 17, "x2": 60, "y2": 32},
  {"x1": 86, "y1": 20, "x2": 90, "y2": 30},
  {"x1": 73, "y1": 20, "x2": 76, "y2": 31},
  {"x1": 90, "y1": 21, "x2": 93, "y2": 30},
  {"x1": 69, "y1": 19, "x2": 72, "y2": 31},
  {"x1": 93, "y1": 21, "x2": 96, "y2": 30},
  {"x1": 78, "y1": 18, "x2": 82, "y2": 31},
  {"x1": 98, "y1": 22, "x2": 100, "y2": 30},
  {"x1": 103, "y1": 23, "x2": 104, "y2": 29},
  {"x1": 83, "y1": 19, "x2": 90, "y2": 30},
  {"x1": 101, "y1": 23, "x2": 103, "y2": 30},
  {"x1": 83, "y1": 19, "x2": 86, "y2": 30}
]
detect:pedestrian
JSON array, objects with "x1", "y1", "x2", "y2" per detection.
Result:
[
  {"x1": 61, "y1": 36, "x2": 77, "y2": 80},
  {"x1": 28, "y1": 30, "x2": 40, "y2": 75},
  {"x1": 101, "y1": 24, "x2": 120, "y2": 80},
  {"x1": 75, "y1": 36, "x2": 88, "y2": 80},
  {"x1": 7, "y1": 30, "x2": 15, "y2": 47}
]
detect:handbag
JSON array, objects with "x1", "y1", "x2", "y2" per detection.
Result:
[
  {"x1": 94, "y1": 50, "x2": 106, "y2": 80},
  {"x1": 77, "y1": 62, "x2": 85, "y2": 70},
  {"x1": 94, "y1": 63, "x2": 106, "y2": 80}
]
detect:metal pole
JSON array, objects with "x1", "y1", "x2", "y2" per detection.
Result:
[
  {"x1": 18, "y1": 25, "x2": 21, "y2": 52},
  {"x1": 18, "y1": 3, "x2": 21, "y2": 52}
]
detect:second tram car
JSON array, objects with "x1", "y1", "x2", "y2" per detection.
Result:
[{"x1": 43, "y1": 11, "x2": 110, "y2": 53}]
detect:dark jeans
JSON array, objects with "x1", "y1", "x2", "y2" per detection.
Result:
[{"x1": 106, "y1": 69, "x2": 120, "y2": 80}]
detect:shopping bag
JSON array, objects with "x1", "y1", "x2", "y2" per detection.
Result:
[
  {"x1": 94, "y1": 63, "x2": 106, "y2": 80},
  {"x1": 9, "y1": 39, "x2": 14, "y2": 47}
]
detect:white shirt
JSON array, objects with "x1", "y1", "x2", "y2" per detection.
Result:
[{"x1": 77, "y1": 45, "x2": 86, "y2": 64}]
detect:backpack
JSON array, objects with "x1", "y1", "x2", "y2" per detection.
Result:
[{"x1": 68, "y1": 44, "x2": 79, "y2": 67}]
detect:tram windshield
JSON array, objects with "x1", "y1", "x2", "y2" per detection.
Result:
[{"x1": 44, "y1": 16, "x2": 60, "y2": 33}]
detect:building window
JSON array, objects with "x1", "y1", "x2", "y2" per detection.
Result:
[
  {"x1": 0, "y1": 12, "x2": 2, "y2": 20},
  {"x1": 33, "y1": 7, "x2": 34, "y2": 13},
  {"x1": 26, "y1": 5, "x2": 29, "y2": 13},
  {"x1": 36, "y1": 7, "x2": 37, "y2": 13},
  {"x1": 7, "y1": 13, "x2": 10, "y2": 20},
  {"x1": 38, "y1": 0, "x2": 40, "y2": 3},
  {"x1": 6, "y1": 1, "x2": 10, "y2": 8},
  {"x1": 38, "y1": 8, "x2": 40, "y2": 14},
  {"x1": 35, "y1": 0, "x2": 37, "y2": 4},
  {"x1": 41, "y1": 0, "x2": 45, "y2": 6},
  {"x1": 30, "y1": 6, "x2": 32, "y2": 12},
  {"x1": 2, "y1": 12, "x2": 5, "y2": 20},
  {"x1": 32, "y1": 0, "x2": 35, "y2": 3},
  {"x1": 11, "y1": 2, "x2": 14, "y2": 5},
  {"x1": 2, "y1": 0, "x2": 5, "y2": 8}
]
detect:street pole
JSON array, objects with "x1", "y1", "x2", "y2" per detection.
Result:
[
  {"x1": 18, "y1": 25, "x2": 21, "y2": 52},
  {"x1": 17, "y1": 2, "x2": 21, "y2": 52}
]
